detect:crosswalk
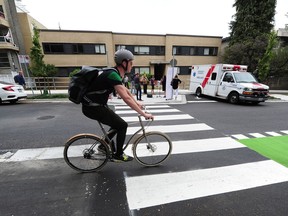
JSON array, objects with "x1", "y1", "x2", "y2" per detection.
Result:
[
  {"x1": 1, "y1": 104, "x2": 288, "y2": 213},
  {"x1": 113, "y1": 105, "x2": 288, "y2": 211}
]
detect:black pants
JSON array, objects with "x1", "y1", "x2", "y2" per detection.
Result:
[
  {"x1": 135, "y1": 84, "x2": 142, "y2": 100},
  {"x1": 82, "y1": 105, "x2": 128, "y2": 156}
]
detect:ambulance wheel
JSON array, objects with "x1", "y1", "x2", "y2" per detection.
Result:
[
  {"x1": 195, "y1": 88, "x2": 202, "y2": 97},
  {"x1": 228, "y1": 92, "x2": 239, "y2": 104}
]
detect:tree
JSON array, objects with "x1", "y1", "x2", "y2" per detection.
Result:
[
  {"x1": 224, "y1": 0, "x2": 277, "y2": 74},
  {"x1": 270, "y1": 46, "x2": 288, "y2": 77},
  {"x1": 30, "y1": 26, "x2": 45, "y2": 76},
  {"x1": 29, "y1": 26, "x2": 57, "y2": 94},
  {"x1": 229, "y1": 0, "x2": 276, "y2": 45},
  {"x1": 257, "y1": 31, "x2": 278, "y2": 81}
]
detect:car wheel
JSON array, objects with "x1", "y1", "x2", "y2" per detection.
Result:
[
  {"x1": 196, "y1": 87, "x2": 202, "y2": 97},
  {"x1": 228, "y1": 92, "x2": 239, "y2": 104}
]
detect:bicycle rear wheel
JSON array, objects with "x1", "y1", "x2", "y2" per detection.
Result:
[
  {"x1": 64, "y1": 134, "x2": 109, "y2": 172},
  {"x1": 133, "y1": 131, "x2": 172, "y2": 166}
]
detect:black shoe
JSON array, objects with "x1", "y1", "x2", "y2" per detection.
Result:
[{"x1": 112, "y1": 153, "x2": 133, "y2": 162}]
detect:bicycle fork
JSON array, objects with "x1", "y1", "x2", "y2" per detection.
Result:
[{"x1": 138, "y1": 116, "x2": 156, "y2": 152}]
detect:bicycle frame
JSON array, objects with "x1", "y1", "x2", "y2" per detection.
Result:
[{"x1": 97, "y1": 115, "x2": 153, "y2": 152}]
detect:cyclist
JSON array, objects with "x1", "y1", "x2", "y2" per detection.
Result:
[{"x1": 82, "y1": 49, "x2": 154, "y2": 162}]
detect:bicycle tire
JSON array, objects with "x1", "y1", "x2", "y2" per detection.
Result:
[
  {"x1": 133, "y1": 131, "x2": 172, "y2": 166},
  {"x1": 64, "y1": 134, "x2": 109, "y2": 172}
]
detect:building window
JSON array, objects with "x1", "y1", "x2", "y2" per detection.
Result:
[
  {"x1": 156, "y1": 46, "x2": 165, "y2": 55},
  {"x1": 43, "y1": 43, "x2": 64, "y2": 53},
  {"x1": 0, "y1": 53, "x2": 10, "y2": 67},
  {"x1": 190, "y1": 47, "x2": 196, "y2": 55},
  {"x1": 134, "y1": 67, "x2": 150, "y2": 75},
  {"x1": 116, "y1": 45, "x2": 126, "y2": 50},
  {"x1": 134, "y1": 46, "x2": 150, "y2": 55},
  {"x1": 73, "y1": 44, "x2": 83, "y2": 53},
  {"x1": 174, "y1": 46, "x2": 218, "y2": 56},
  {"x1": 204, "y1": 48, "x2": 209, "y2": 55},
  {"x1": 95, "y1": 44, "x2": 106, "y2": 54}
]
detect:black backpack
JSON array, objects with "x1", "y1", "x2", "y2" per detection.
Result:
[{"x1": 68, "y1": 66, "x2": 114, "y2": 104}]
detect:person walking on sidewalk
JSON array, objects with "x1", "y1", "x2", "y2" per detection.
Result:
[
  {"x1": 81, "y1": 49, "x2": 153, "y2": 162},
  {"x1": 171, "y1": 75, "x2": 182, "y2": 100},
  {"x1": 134, "y1": 73, "x2": 142, "y2": 101}
]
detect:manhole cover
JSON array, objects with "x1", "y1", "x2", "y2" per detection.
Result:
[{"x1": 37, "y1": 115, "x2": 55, "y2": 120}]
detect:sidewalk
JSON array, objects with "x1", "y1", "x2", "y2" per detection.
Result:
[
  {"x1": 24, "y1": 89, "x2": 288, "y2": 104},
  {"x1": 24, "y1": 89, "x2": 190, "y2": 105}
]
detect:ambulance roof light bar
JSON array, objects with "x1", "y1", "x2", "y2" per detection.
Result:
[{"x1": 222, "y1": 64, "x2": 247, "y2": 72}]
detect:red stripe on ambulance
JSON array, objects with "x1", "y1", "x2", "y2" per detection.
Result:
[{"x1": 201, "y1": 65, "x2": 215, "y2": 88}]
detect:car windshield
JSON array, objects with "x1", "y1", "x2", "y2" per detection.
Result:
[{"x1": 234, "y1": 72, "x2": 257, "y2": 83}]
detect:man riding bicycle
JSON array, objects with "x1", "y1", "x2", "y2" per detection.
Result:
[{"x1": 82, "y1": 49, "x2": 154, "y2": 162}]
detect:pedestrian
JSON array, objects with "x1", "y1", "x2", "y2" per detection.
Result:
[
  {"x1": 81, "y1": 49, "x2": 153, "y2": 162},
  {"x1": 142, "y1": 74, "x2": 148, "y2": 94},
  {"x1": 150, "y1": 75, "x2": 155, "y2": 95},
  {"x1": 134, "y1": 73, "x2": 142, "y2": 101},
  {"x1": 161, "y1": 75, "x2": 166, "y2": 97},
  {"x1": 171, "y1": 75, "x2": 182, "y2": 99},
  {"x1": 123, "y1": 74, "x2": 129, "y2": 89},
  {"x1": 14, "y1": 70, "x2": 26, "y2": 88}
]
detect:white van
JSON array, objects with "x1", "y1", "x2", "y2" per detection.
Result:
[{"x1": 189, "y1": 64, "x2": 269, "y2": 104}]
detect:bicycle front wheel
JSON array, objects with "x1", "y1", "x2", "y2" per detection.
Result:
[
  {"x1": 64, "y1": 134, "x2": 109, "y2": 172},
  {"x1": 133, "y1": 131, "x2": 172, "y2": 166}
]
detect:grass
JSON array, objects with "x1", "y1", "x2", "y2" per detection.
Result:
[
  {"x1": 239, "y1": 136, "x2": 288, "y2": 167},
  {"x1": 28, "y1": 93, "x2": 68, "y2": 99}
]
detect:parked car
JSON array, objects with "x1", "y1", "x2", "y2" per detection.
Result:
[{"x1": 0, "y1": 81, "x2": 27, "y2": 104}]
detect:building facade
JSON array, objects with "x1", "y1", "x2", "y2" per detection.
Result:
[{"x1": 39, "y1": 29, "x2": 222, "y2": 87}]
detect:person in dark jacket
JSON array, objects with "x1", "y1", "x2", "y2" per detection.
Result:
[
  {"x1": 171, "y1": 75, "x2": 182, "y2": 99},
  {"x1": 14, "y1": 71, "x2": 26, "y2": 88}
]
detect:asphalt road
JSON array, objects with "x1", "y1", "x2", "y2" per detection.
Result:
[{"x1": 1, "y1": 99, "x2": 288, "y2": 216}]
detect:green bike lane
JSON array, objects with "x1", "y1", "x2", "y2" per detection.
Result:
[{"x1": 239, "y1": 135, "x2": 288, "y2": 168}]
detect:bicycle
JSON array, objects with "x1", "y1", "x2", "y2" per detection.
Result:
[{"x1": 63, "y1": 107, "x2": 173, "y2": 172}]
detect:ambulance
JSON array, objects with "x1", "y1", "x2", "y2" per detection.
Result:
[{"x1": 189, "y1": 64, "x2": 269, "y2": 104}]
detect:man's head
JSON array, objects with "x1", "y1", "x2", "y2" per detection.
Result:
[{"x1": 114, "y1": 49, "x2": 134, "y2": 73}]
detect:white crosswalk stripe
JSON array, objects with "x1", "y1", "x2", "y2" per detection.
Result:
[
  {"x1": 126, "y1": 160, "x2": 288, "y2": 210},
  {"x1": 123, "y1": 114, "x2": 193, "y2": 122},
  {"x1": 116, "y1": 108, "x2": 181, "y2": 114},
  {"x1": 127, "y1": 123, "x2": 214, "y2": 135}
]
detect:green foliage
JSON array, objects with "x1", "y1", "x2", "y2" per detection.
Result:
[
  {"x1": 223, "y1": 35, "x2": 269, "y2": 71},
  {"x1": 229, "y1": 0, "x2": 276, "y2": 44},
  {"x1": 257, "y1": 31, "x2": 278, "y2": 81},
  {"x1": 69, "y1": 69, "x2": 81, "y2": 77},
  {"x1": 29, "y1": 26, "x2": 58, "y2": 77},
  {"x1": 28, "y1": 94, "x2": 68, "y2": 99},
  {"x1": 224, "y1": 0, "x2": 277, "y2": 75},
  {"x1": 270, "y1": 46, "x2": 288, "y2": 77}
]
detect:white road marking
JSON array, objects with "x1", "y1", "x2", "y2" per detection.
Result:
[
  {"x1": 265, "y1": 131, "x2": 282, "y2": 137},
  {"x1": 1, "y1": 137, "x2": 241, "y2": 163},
  {"x1": 126, "y1": 160, "x2": 288, "y2": 210},
  {"x1": 122, "y1": 114, "x2": 194, "y2": 122},
  {"x1": 231, "y1": 134, "x2": 249, "y2": 140},
  {"x1": 115, "y1": 105, "x2": 170, "y2": 110},
  {"x1": 116, "y1": 109, "x2": 181, "y2": 114},
  {"x1": 249, "y1": 133, "x2": 266, "y2": 138},
  {"x1": 281, "y1": 130, "x2": 288, "y2": 135},
  {"x1": 127, "y1": 123, "x2": 214, "y2": 135},
  {"x1": 125, "y1": 137, "x2": 245, "y2": 156}
]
